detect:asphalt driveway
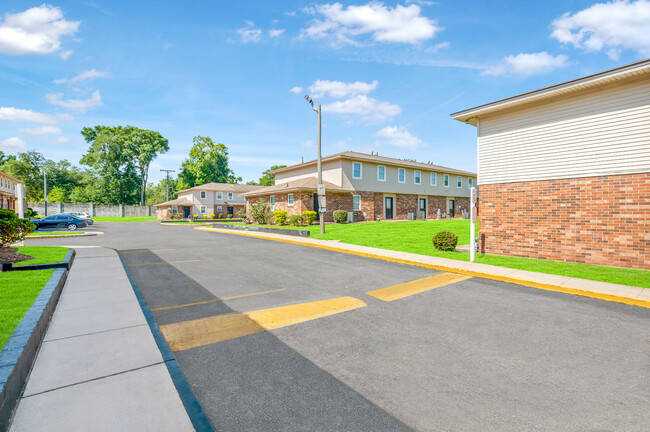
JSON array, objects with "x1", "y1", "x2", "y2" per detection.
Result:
[{"x1": 31, "y1": 221, "x2": 650, "y2": 431}]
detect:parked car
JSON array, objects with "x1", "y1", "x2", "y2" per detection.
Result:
[
  {"x1": 63, "y1": 212, "x2": 94, "y2": 225},
  {"x1": 33, "y1": 214, "x2": 87, "y2": 231}
]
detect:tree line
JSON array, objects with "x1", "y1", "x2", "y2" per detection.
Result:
[{"x1": 0, "y1": 126, "x2": 285, "y2": 206}]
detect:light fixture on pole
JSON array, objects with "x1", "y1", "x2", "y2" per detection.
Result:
[
  {"x1": 160, "y1": 169, "x2": 175, "y2": 202},
  {"x1": 304, "y1": 94, "x2": 325, "y2": 234}
]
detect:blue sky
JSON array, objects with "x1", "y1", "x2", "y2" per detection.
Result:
[{"x1": 1, "y1": 1, "x2": 649, "y2": 184}]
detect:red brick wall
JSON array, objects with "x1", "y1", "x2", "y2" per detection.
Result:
[
  {"x1": 479, "y1": 173, "x2": 650, "y2": 270},
  {"x1": 428, "y1": 196, "x2": 447, "y2": 219}
]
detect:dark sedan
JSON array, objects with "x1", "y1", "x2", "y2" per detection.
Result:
[{"x1": 33, "y1": 214, "x2": 88, "y2": 231}]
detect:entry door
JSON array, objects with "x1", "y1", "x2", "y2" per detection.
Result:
[
  {"x1": 313, "y1": 193, "x2": 319, "y2": 214},
  {"x1": 419, "y1": 198, "x2": 427, "y2": 218},
  {"x1": 448, "y1": 200, "x2": 455, "y2": 218},
  {"x1": 385, "y1": 197, "x2": 394, "y2": 219},
  {"x1": 227, "y1": 206, "x2": 234, "y2": 216},
  {"x1": 183, "y1": 206, "x2": 190, "y2": 218}
]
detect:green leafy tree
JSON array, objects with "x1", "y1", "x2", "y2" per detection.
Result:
[
  {"x1": 46, "y1": 186, "x2": 66, "y2": 203},
  {"x1": 256, "y1": 164, "x2": 286, "y2": 186},
  {"x1": 1, "y1": 151, "x2": 46, "y2": 201},
  {"x1": 0, "y1": 151, "x2": 16, "y2": 165},
  {"x1": 146, "y1": 177, "x2": 181, "y2": 205},
  {"x1": 126, "y1": 128, "x2": 169, "y2": 205},
  {"x1": 178, "y1": 136, "x2": 240, "y2": 186}
]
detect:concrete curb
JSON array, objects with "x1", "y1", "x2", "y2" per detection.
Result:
[
  {"x1": 25, "y1": 232, "x2": 103, "y2": 239},
  {"x1": 212, "y1": 224, "x2": 311, "y2": 237},
  {"x1": 0, "y1": 268, "x2": 68, "y2": 432},
  {"x1": 195, "y1": 226, "x2": 650, "y2": 309},
  {"x1": 3, "y1": 249, "x2": 76, "y2": 272}
]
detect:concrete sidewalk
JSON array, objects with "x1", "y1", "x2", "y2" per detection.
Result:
[
  {"x1": 8, "y1": 246, "x2": 195, "y2": 432},
  {"x1": 196, "y1": 226, "x2": 650, "y2": 307}
]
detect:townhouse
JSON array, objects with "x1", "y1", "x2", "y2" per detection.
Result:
[{"x1": 0, "y1": 171, "x2": 23, "y2": 212}]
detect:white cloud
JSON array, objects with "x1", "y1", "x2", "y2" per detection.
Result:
[
  {"x1": 45, "y1": 90, "x2": 102, "y2": 113},
  {"x1": 483, "y1": 52, "x2": 569, "y2": 76},
  {"x1": 57, "y1": 113, "x2": 74, "y2": 121},
  {"x1": 323, "y1": 95, "x2": 401, "y2": 123},
  {"x1": 374, "y1": 126, "x2": 426, "y2": 150},
  {"x1": 551, "y1": 0, "x2": 650, "y2": 58},
  {"x1": 0, "y1": 137, "x2": 27, "y2": 153},
  {"x1": 302, "y1": 2, "x2": 442, "y2": 45},
  {"x1": 237, "y1": 23, "x2": 263, "y2": 43},
  {"x1": 53, "y1": 69, "x2": 109, "y2": 85},
  {"x1": 0, "y1": 107, "x2": 58, "y2": 124},
  {"x1": 308, "y1": 79, "x2": 378, "y2": 98},
  {"x1": 19, "y1": 125, "x2": 61, "y2": 136},
  {"x1": 51, "y1": 136, "x2": 69, "y2": 144},
  {"x1": 59, "y1": 49, "x2": 73, "y2": 60},
  {"x1": 289, "y1": 86, "x2": 304, "y2": 94},
  {"x1": 0, "y1": 5, "x2": 79, "y2": 55},
  {"x1": 269, "y1": 28, "x2": 285, "y2": 37}
]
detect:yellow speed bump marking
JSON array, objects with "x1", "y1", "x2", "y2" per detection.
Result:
[
  {"x1": 127, "y1": 259, "x2": 200, "y2": 267},
  {"x1": 150, "y1": 288, "x2": 287, "y2": 312},
  {"x1": 366, "y1": 273, "x2": 472, "y2": 302},
  {"x1": 160, "y1": 296, "x2": 366, "y2": 352}
]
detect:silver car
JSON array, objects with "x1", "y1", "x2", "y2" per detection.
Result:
[{"x1": 65, "y1": 212, "x2": 94, "y2": 225}]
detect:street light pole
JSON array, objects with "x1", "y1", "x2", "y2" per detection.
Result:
[
  {"x1": 43, "y1": 170, "x2": 48, "y2": 216},
  {"x1": 160, "y1": 169, "x2": 175, "y2": 201},
  {"x1": 305, "y1": 95, "x2": 325, "y2": 234}
]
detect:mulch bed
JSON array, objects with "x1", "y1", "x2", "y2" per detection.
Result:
[{"x1": 0, "y1": 247, "x2": 34, "y2": 264}]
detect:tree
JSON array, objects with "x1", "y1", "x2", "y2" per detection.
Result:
[
  {"x1": 256, "y1": 164, "x2": 286, "y2": 186},
  {"x1": 178, "y1": 136, "x2": 240, "y2": 186},
  {"x1": 46, "y1": 186, "x2": 66, "y2": 203},
  {"x1": 0, "y1": 151, "x2": 16, "y2": 166},
  {"x1": 1, "y1": 151, "x2": 46, "y2": 201},
  {"x1": 146, "y1": 177, "x2": 181, "y2": 205},
  {"x1": 0, "y1": 209, "x2": 35, "y2": 248},
  {"x1": 126, "y1": 128, "x2": 169, "y2": 205}
]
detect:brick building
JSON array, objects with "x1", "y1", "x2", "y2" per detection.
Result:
[
  {"x1": 0, "y1": 171, "x2": 23, "y2": 212},
  {"x1": 242, "y1": 151, "x2": 476, "y2": 223},
  {"x1": 451, "y1": 59, "x2": 650, "y2": 270}
]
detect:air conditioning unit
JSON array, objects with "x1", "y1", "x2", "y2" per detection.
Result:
[
  {"x1": 407, "y1": 212, "x2": 416, "y2": 221},
  {"x1": 347, "y1": 212, "x2": 358, "y2": 223},
  {"x1": 417, "y1": 211, "x2": 425, "y2": 220}
]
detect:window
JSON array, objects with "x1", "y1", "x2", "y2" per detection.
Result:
[
  {"x1": 171, "y1": 206, "x2": 178, "y2": 214},
  {"x1": 353, "y1": 195, "x2": 360, "y2": 211},
  {"x1": 468, "y1": 178, "x2": 473, "y2": 189},
  {"x1": 200, "y1": 205, "x2": 206, "y2": 214},
  {"x1": 443, "y1": 174, "x2": 449, "y2": 187},
  {"x1": 457, "y1": 176, "x2": 462, "y2": 188},
  {"x1": 227, "y1": 192, "x2": 233, "y2": 200},
  {"x1": 430, "y1": 173, "x2": 437, "y2": 186},
  {"x1": 377, "y1": 165, "x2": 386, "y2": 181},
  {"x1": 398, "y1": 168, "x2": 405, "y2": 183},
  {"x1": 216, "y1": 192, "x2": 222, "y2": 200},
  {"x1": 414, "y1": 170, "x2": 421, "y2": 185},
  {"x1": 200, "y1": 191, "x2": 206, "y2": 199},
  {"x1": 217, "y1": 206, "x2": 222, "y2": 212},
  {"x1": 353, "y1": 162, "x2": 362, "y2": 179},
  {"x1": 288, "y1": 193, "x2": 294, "y2": 205},
  {"x1": 270, "y1": 196, "x2": 275, "y2": 211}
]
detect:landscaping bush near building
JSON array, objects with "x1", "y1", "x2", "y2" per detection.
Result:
[
  {"x1": 274, "y1": 210, "x2": 288, "y2": 226},
  {"x1": 432, "y1": 231, "x2": 458, "y2": 251},
  {"x1": 227, "y1": 214, "x2": 233, "y2": 219},
  {"x1": 0, "y1": 209, "x2": 36, "y2": 248},
  {"x1": 209, "y1": 213, "x2": 215, "y2": 219},
  {"x1": 333, "y1": 210, "x2": 347, "y2": 224},
  {"x1": 218, "y1": 213, "x2": 223, "y2": 219},
  {"x1": 303, "y1": 211, "x2": 317, "y2": 225},
  {"x1": 289, "y1": 214, "x2": 304, "y2": 226},
  {"x1": 249, "y1": 199, "x2": 271, "y2": 224},
  {"x1": 203, "y1": 215, "x2": 208, "y2": 219},
  {"x1": 193, "y1": 214, "x2": 199, "y2": 219},
  {"x1": 236, "y1": 209, "x2": 246, "y2": 220}
]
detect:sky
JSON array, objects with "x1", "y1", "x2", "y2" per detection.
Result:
[{"x1": 1, "y1": 0, "x2": 649, "y2": 184}]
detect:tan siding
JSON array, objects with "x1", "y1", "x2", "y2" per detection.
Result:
[
  {"x1": 274, "y1": 160, "x2": 342, "y2": 186},
  {"x1": 478, "y1": 78, "x2": 650, "y2": 185}
]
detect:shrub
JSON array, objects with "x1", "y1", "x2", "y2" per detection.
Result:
[
  {"x1": 193, "y1": 214, "x2": 199, "y2": 219},
  {"x1": 203, "y1": 215, "x2": 208, "y2": 219},
  {"x1": 27, "y1": 207, "x2": 36, "y2": 217},
  {"x1": 0, "y1": 209, "x2": 35, "y2": 247},
  {"x1": 274, "y1": 210, "x2": 288, "y2": 226},
  {"x1": 249, "y1": 199, "x2": 271, "y2": 224},
  {"x1": 218, "y1": 213, "x2": 223, "y2": 219},
  {"x1": 237, "y1": 209, "x2": 247, "y2": 220},
  {"x1": 432, "y1": 231, "x2": 458, "y2": 251},
  {"x1": 333, "y1": 210, "x2": 347, "y2": 224},
  {"x1": 227, "y1": 214, "x2": 233, "y2": 219},
  {"x1": 289, "y1": 214, "x2": 304, "y2": 226},
  {"x1": 302, "y1": 211, "x2": 317, "y2": 225},
  {"x1": 209, "y1": 214, "x2": 215, "y2": 219}
]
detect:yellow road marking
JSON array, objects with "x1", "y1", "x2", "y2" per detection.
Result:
[
  {"x1": 127, "y1": 259, "x2": 200, "y2": 267},
  {"x1": 366, "y1": 273, "x2": 472, "y2": 302},
  {"x1": 119, "y1": 248, "x2": 176, "y2": 254},
  {"x1": 150, "y1": 288, "x2": 287, "y2": 311},
  {"x1": 160, "y1": 296, "x2": 366, "y2": 351}
]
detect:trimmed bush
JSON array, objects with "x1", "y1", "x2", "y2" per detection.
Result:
[
  {"x1": 432, "y1": 231, "x2": 458, "y2": 251},
  {"x1": 249, "y1": 199, "x2": 271, "y2": 224},
  {"x1": 209, "y1": 214, "x2": 215, "y2": 219},
  {"x1": 302, "y1": 211, "x2": 317, "y2": 225},
  {"x1": 274, "y1": 210, "x2": 288, "y2": 226},
  {"x1": 236, "y1": 209, "x2": 247, "y2": 220},
  {"x1": 218, "y1": 213, "x2": 223, "y2": 219},
  {"x1": 0, "y1": 209, "x2": 35, "y2": 247},
  {"x1": 333, "y1": 210, "x2": 347, "y2": 224},
  {"x1": 203, "y1": 215, "x2": 208, "y2": 219},
  {"x1": 193, "y1": 214, "x2": 199, "y2": 219},
  {"x1": 227, "y1": 214, "x2": 233, "y2": 219},
  {"x1": 289, "y1": 214, "x2": 304, "y2": 226}
]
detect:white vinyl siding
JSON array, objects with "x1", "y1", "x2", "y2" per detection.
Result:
[
  {"x1": 377, "y1": 165, "x2": 386, "y2": 181},
  {"x1": 398, "y1": 168, "x2": 405, "y2": 183},
  {"x1": 353, "y1": 195, "x2": 360, "y2": 211},
  {"x1": 414, "y1": 170, "x2": 421, "y2": 185},
  {"x1": 200, "y1": 191, "x2": 206, "y2": 199},
  {"x1": 478, "y1": 79, "x2": 650, "y2": 185},
  {"x1": 353, "y1": 162, "x2": 362, "y2": 179},
  {"x1": 430, "y1": 173, "x2": 437, "y2": 186},
  {"x1": 288, "y1": 193, "x2": 294, "y2": 205}
]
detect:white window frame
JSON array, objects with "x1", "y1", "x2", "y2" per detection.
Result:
[
  {"x1": 398, "y1": 168, "x2": 405, "y2": 183},
  {"x1": 216, "y1": 192, "x2": 222, "y2": 200},
  {"x1": 217, "y1": 205, "x2": 222, "y2": 212},
  {"x1": 457, "y1": 176, "x2": 462, "y2": 188},
  {"x1": 270, "y1": 196, "x2": 275, "y2": 211},
  {"x1": 171, "y1": 206, "x2": 178, "y2": 214},
  {"x1": 468, "y1": 178, "x2": 473, "y2": 189},
  {"x1": 200, "y1": 191, "x2": 206, "y2": 199},
  {"x1": 227, "y1": 192, "x2": 234, "y2": 200},
  {"x1": 430, "y1": 172, "x2": 437, "y2": 186},
  {"x1": 352, "y1": 162, "x2": 362, "y2": 179},
  {"x1": 200, "y1": 205, "x2": 206, "y2": 214},
  {"x1": 443, "y1": 174, "x2": 449, "y2": 187},
  {"x1": 352, "y1": 194, "x2": 361, "y2": 211},
  {"x1": 377, "y1": 165, "x2": 386, "y2": 182},
  {"x1": 288, "y1": 193, "x2": 294, "y2": 205},
  {"x1": 414, "y1": 170, "x2": 421, "y2": 185}
]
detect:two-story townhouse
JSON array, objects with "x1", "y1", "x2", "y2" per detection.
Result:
[
  {"x1": 242, "y1": 151, "x2": 476, "y2": 222},
  {"x1": 0, "y1": 171, "x2": 23, "y2": 212},
  {"x1": 155, "y1": 183, "x2": 270, "y2": 219}
]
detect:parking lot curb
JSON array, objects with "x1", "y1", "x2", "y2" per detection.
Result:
[
  {"x1": 25, "y1": 232, "x2": 103, "y2": 239},
  {"x1": 195, "y1": 226, "x2": 650, "y2": 310}
]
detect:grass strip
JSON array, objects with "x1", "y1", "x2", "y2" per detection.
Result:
[
  {"x1": 0, "y1": 269, "x2": 55, "y2": 349},
  {"x1": 13, "y1": 246, "x2": 69, "y2": 267},
  {"x1": 27, "y1": 231, "x2": 83, "y2": 236}
]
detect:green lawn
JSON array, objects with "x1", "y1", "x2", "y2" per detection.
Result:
[
  {"x1": 218, "y1": 220, "x2": 649, "y2": 288},
  {"x1": 93, "y1": 216, "x2": 156, "y2": 222},
  {"x1": 13, "y1": 246, "x2": 69, "y2": 267},
  {"x1": 0, "y1": 269, "x2": 55, "y2": 349},
  {"x1": 27, "y1": 231, "x2": 83, "y2": 236}
]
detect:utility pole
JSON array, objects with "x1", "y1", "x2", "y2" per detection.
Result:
[
  {"x1": 43, "y1": 170, "x2": 48, "y2": 216},
  {"x1": 305, "y1": 95, "x2": 325, "y2": 234},
  {"x1": 160, "y1": 169, "x2": 175, "y2": 201}
]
